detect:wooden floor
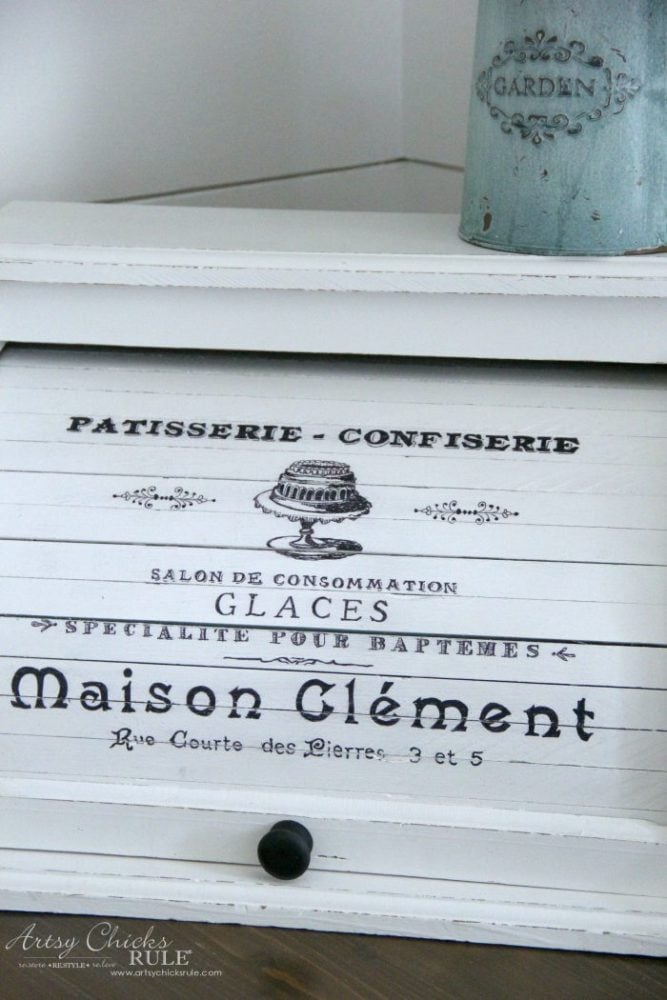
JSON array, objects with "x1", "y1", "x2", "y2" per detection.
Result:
[{"x1": 0, "y1": 913, "x2": 665, "y2": 999}]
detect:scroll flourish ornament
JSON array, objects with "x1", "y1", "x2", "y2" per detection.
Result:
[
  {"x1": 113, "y1": 485, "x2": 215, "y2": 510},
  {"x1": 414, "y1": 500, "x2": 519, "y2": 525}
]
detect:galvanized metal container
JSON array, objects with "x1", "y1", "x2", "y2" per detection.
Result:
[{"x1": 460, "y1": 0, "x2": 667, "y2": 255}]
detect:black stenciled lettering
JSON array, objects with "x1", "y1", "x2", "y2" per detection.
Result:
[
  {"x1": 92, "y1": 418, "x2": 117, "y2": 434},
  {"x1": 67, "y1": 416, "x2": 92, "y2": 432},
  {"x1": 370, "y1": 681, "x2": 401, "y2": 727},
  {"x1": 122, "y1": 419, "x2": 147, "y2": 435},
  {"x1": 479, "y1": 702, "x2": 512, "y2": 733},
  {"x1": 525, "y1": 705, "x2": 561, "y2": 738},
  {"x1": 146, "y1": 682, "x2": 173, "y2": 713},
  {"x1": 235, "y1": 425, "x2": 261, "y2": 440},
  {"x1": 11, "y1": 666, "x2": 68, "y2": 709},
  {"x1": 80, "y1": 681, "x2": 111, "y2": 711},
  {"x1": 412, "y1": 697, "x2": 468, "y2": 731},
  {"x1": 574, "y1": 698, "x2": 595, "y2": 741},
  {"x1": 296, "y1": 678, "x2": 335, "y2": 722},
  {"x1": 280, "y1": 426, "x2": 302, "y2": 442},
  {"x1": 228, "y1": 686, "x2": 262, "y2": 720},
  {"x1": 186, "y1": 685, "x2": 216, "y2": 717}
]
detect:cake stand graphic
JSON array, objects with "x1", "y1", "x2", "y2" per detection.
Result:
[{"x1": 254, "y1": 460, "x2": 371, "y2": 560}]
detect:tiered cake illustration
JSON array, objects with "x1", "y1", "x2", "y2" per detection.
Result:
[{"x1": 254, "y1": 460, "x2": 371, "y2": 559}]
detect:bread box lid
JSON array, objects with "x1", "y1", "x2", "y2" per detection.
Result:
[{"x1": 0, "y1": 200, "x2": 665, "y2": 363}]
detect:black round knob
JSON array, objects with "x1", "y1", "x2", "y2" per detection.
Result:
[{"x1": 257, "y1": 820, "x2": 313, "y2": 881}]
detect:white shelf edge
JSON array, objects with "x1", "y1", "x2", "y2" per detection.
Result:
[
  {"x1": 0, "y1": 201, "x2": 665, "y2": 299},
  {"x1": 1, "y1": 259, "x2": 665, "y2": 298},
  {"x1": 3, "y1": 280, "x2": 665, "y2": 365}
]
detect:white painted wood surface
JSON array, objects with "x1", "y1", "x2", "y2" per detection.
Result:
[
  {"x1": 1, "y1": 849, "x2": 665, "y2": 955},
  {"x1": 4, "y1": 201, "x2": 666, "y2": 295},
  {"x1": 4, "y1": 796, "x2": 665, "y2": 898},
  {"x1": 0, "y1": 201, "x2": 665, "y2": 363},
  {"x1": 0, "y1": 344, "x2": 664, "y2": 953}
]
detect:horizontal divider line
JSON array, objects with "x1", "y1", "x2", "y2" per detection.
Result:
[
  {"x1": 0, "y1": 854, "x2": 658, "y2": 902},
  {"x1": 2, "y1": 765, "x2": 664, "y2": 815},
  {"x1": 1, "y1": 577, "x2": 664, "y2": 608},
  {"x1": 1, "y1": 510, "x2": 665, "y2": 539},
  {"x1": 1, "y1": 436, "x2": 664, "y2": 470},
  {"x1": 3, "y1": 614, "x2": 666, "y2": 649},
  {"x1": 0, "y1": 467, "x2": 664, "y2": 501},
  {"x1": 0, "y1": 696, "x2": 664, "y2": 733},
  {"x1": 0, "y1": 653, "x2": 665, "y2": 691},
  {"x1": 0, "y1": 537, "x2": 660, "y2": 568},
  {"x1": 3, "y1": 386, "x2": 665, "y2": 413},
  {"x1": 3, "y1": 407, "x2": 667, "y2": 436},
  {"x1": 1, "y1": 731, "x2": 665, "y2": 774}
]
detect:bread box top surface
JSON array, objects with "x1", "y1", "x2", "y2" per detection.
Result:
[
  {"x1": 1, "y1": 198, "x2": 666, "y2": 286},
  {"x1": 0, "y1": 198, "x2": 665, "y2": 362}
]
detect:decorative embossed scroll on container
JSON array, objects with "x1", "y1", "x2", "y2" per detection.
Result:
[{"x1": 459, "y1": 0, "x2": 666, "y2": 255}]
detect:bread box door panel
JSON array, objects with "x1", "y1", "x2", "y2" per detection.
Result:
[{"x1": 0, "y1": 345, "x2": 665, "y2": 864}]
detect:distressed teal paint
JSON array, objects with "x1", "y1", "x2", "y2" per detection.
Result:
[{"x1": 459, "y1": 0, "x2": 667, "y2": 255}]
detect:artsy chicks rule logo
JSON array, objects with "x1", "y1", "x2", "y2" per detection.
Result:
[
  {"x1": 254, "y1": 460, "x2": 371, "y2": 560},
  {"x1": 3, "y1": 920, "x2": 195, "y2": 972}
]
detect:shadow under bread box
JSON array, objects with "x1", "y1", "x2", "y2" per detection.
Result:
[{"x1": 0, "y1": 201, "x2": 665, "y2": 955}]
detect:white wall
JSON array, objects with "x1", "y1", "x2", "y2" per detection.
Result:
[
  {"x1": 2, "y1": 0, "x2": 477, "y2": 210},
  {"x1": 402, "y1": 0, "x2": 478, "y2": 168},
  {"x1": 1, "y1": 0, "x2": 403, "y2": 204},
  {"x1": 138, "y1": 160, "x2": 464, "y2": 213}
]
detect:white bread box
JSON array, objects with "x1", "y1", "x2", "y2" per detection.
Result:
[{"x1": 0, "y1": 200, "x2": 664, "y2": 955}]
